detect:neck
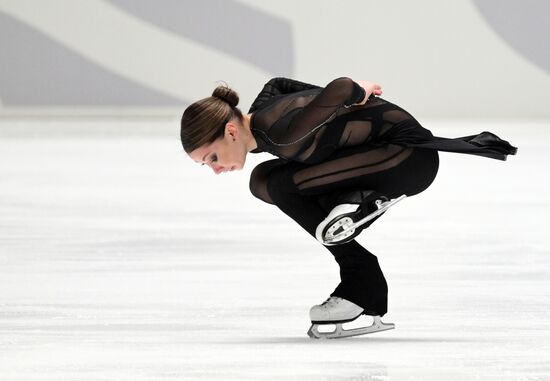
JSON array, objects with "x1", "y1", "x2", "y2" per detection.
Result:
[{"x1": 243, "y1": 113, "x2": 258, "y2": 152}]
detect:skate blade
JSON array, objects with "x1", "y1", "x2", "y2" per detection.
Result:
[
  {"x1": 325, "y1": 195, "x2": 406, "y2": 244},
  {"x1": 307, "y1": 316, "x2": 395, "y2": 339}
]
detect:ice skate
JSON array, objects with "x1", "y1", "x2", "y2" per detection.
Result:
[
  {"x1": 306, "y1": 296, "x2": 395, "y2": 339},
  {"x1": 316, "y1": 190, "x2": 407, "y2": 246}
]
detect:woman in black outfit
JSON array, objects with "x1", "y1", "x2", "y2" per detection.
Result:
[{"x1": 180, "y1": 76, "x2": 517, "y2": 338}]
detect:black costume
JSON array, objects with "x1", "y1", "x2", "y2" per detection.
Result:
[{"x1": 247, "y1": 77, "x2": 517, "y2": 315}]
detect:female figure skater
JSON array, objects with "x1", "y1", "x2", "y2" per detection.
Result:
[{"x1": 180, "y1": 77, "x2": 517, "y2": 339}]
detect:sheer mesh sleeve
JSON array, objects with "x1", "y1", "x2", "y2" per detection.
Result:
[
  {"x1": 248, "y1": 77, "x2": 322, "y2": 113},
  {"x1": 250, "y1": 77, "x2": 372, "y2": 162},
  {"x1": 267, "y1": 77, "x2": 366, "y2": 146}
]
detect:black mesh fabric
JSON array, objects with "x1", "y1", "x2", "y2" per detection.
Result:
[
  {"x1": 248, "y1": 77, "x2": 428, "y2": 203},
  {"x1": 248, "y1": 77, "x2": 517, "y2": 204},
  {"x1": 245, "y1": 76, "x2": 516, "y2": 313}
]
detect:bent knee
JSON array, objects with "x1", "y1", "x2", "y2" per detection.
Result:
[{"x1": 249, "y1": 161, "x2": 280, "y2": 204}]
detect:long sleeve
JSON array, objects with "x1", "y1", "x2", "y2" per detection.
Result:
[
  {"x1": 249, "y1": 76, "x2": 518, "y2": 164},
  {"x1": 268, "y1": 77, "x2": 366, "y2": 145},
  {"x1": 248, "y1": 77, "x2": 322, "y2": 113}
]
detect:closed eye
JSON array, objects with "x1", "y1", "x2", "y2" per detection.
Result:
[{"x1": 201, "y1": 154, "x2": 217, "y2": 166}]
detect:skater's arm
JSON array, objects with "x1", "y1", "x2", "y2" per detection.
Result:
[
  {"x1": 248, "y1": 77, "x2": 321, "y2": 113},
  {"x1": 279, "y1": 77, "x2": 366, "y2": 144}
]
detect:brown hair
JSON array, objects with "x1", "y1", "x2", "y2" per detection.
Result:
[{"x1": 180, "y1": 82, "x2": 244, "y2": 153}]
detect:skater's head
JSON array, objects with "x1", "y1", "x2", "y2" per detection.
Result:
[{"x1": 181, "y1": 82, "x2": 256, "y2": 175}]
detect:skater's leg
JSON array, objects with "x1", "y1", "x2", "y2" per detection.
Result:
[
  {"x1": 250, "y1": 160, "x2": 390, "y2": 314},
  {"x1": 330, "y1": 246, "x2": 388, "y2": 316},
  {"x1": 284, "y1": 145, "x2": 438, "y2": 199},
  {"x1": 248, "y1": 148, "x2": 439, "y2": 315}
]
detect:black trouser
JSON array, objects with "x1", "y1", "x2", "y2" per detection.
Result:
[{"x1": 249, "y1": 146, "x2": 439, "y2": 316}]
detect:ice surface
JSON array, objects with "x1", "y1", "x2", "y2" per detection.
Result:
[{"x1": 0, "y1": 119, "x2": 549, "y2": 380}]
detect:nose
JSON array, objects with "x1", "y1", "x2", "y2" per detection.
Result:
[{"x1": 213, "y1": 166, "x2": 225, "y2": 175}]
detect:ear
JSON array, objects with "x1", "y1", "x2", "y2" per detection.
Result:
[{"x1": 225, "y1": 122, "x2": 238, "y2": 139}]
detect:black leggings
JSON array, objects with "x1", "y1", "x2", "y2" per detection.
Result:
[{"x1": 249, "y1": 146, "x2": 439, "y2": 316}]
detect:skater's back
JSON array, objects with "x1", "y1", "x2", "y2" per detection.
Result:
[{"x1": 248, "y1": 77, "x2": 434, "y2": 165}]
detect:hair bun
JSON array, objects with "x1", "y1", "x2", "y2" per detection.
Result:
[{"x1": 212, "y1": 84, "x2": 239, "y2": 108}]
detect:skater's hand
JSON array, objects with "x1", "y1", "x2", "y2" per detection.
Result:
[{"x1": 354, "y1": 80, "x2": 383, "y2": 105}]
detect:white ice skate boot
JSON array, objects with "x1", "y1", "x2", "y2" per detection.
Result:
[
  {"x1": 316, "y1": 190, "x2": 407, "y2": 246},
  {"x1": 307, "y1": 296, "x2": 395, "y2": 339}
]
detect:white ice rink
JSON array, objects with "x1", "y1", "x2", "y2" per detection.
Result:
[{"x1": 1, "y1": 119, "x2": 549, "y2": 380}]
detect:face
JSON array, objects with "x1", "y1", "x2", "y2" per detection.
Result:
[{"x1": 188, "y1": 122, "x2": 247, "y2": 175}]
